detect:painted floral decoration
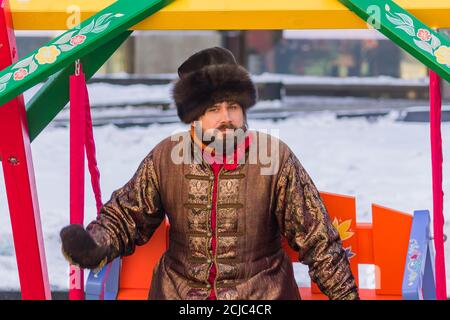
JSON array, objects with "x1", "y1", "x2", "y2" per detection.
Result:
[
  {"x1": 0, "y1": 12, "x2": 125, "y2": 94},
  {"x1": 35, "y1": 46, "x2": 61, "y2": 65},
  {"x1": 13, "y1": 68, "x2": 28, "y2": 81},
  {"x1": 384, "y1": 5, "x2": 447, "y2": 69},
  {"x1": 70, "y1": 35, "x2": 87, "y2": 46},
  {"x1": 417, "y1": 29, "x2": 431, "y2": 42},
  {"x1": 332, "y1": 218, "x2": 356, "y2": 259},
  {"x1": 434, "y1": 46, "x2": 450, "y2": 66}
]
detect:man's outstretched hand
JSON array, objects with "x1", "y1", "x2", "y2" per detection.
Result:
[{"x1": 60, "y1": 224, "x2": 109, "y2": 270}]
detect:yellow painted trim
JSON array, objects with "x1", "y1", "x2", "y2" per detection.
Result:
[{"x1": 9, "y1": 0, "x2": 450, "y2": 30}]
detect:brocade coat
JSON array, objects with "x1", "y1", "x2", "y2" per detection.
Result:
[{"x1": 86, "y1": 129, "x2": 359, "y2": 300}]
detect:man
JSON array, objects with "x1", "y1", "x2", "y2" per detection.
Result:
[{"x1": 60, "y1": 47, "x2": 359, "y2": 300}]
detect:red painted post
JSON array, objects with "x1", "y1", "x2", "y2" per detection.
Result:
[
  {"x1": 0, "y1": 0, "x2": 51, "y2": 300},
  {"x1": 429, "y1": 69, "x2": 447, "y2": 300}
]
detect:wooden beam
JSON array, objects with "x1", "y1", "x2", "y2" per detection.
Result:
[
  {"x1": 9, "y1": 0, "x2": 450, "y2": 30},
  {"x1": 0, "y1": 0, "x2": 172, "y2": 107},
  {"x1": 26, "y1": 31, "x2": 132, "y2": 142},
  {"x1": 339, "y1": 0, "x2": 449, "y2": 82}
]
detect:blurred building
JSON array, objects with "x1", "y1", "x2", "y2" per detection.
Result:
[
  {"x1": 13, "y1": 29, "x2": 434, "y2": 80},
  {"x1": 131, "y1": 31, "x2": 222, "y2": 74},
  {"x1": 238, "y1": 30, "x2": 428, "y2": 79}
]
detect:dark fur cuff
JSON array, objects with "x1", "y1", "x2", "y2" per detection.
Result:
[{"x1": 60, "y1": 224, "x2": 110, "y2": 270}]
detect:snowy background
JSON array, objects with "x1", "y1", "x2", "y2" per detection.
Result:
[{"x1": 0, "y1": 83, "x2": 449, "y2": 296}]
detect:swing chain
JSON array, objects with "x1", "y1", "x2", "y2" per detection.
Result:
[{"x1": 75, "y1": 59, "x2": 81, "y2": 76}]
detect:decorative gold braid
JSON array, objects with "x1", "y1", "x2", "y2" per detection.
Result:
[{"x1": 92, "y1": 257, "x2": 108, "y2": 275}]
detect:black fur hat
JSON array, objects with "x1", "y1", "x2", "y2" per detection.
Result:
[{"x1": 172, "y1": 47, "x2": 257, "y2": 124}]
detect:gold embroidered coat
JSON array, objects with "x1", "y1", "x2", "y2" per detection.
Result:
[{"x1": 86, "y1": 130, "x2": 359, "y2": 300}]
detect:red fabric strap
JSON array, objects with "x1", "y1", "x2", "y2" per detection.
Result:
[
  {"x1": 84, "y1": 76, "x2": 103, "y2": 214},
  {"x1": 69, "y1": 63, "x2": 103, "y2": 300}
]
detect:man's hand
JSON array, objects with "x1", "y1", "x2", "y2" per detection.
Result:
[{"x1": 60, "y1": 224, "x2": 110, "y2": 270}]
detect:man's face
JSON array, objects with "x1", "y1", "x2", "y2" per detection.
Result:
[
  {"x1": 197, "y1": 101, "x2": 245, "y2": 138},
  {"x1": 194, "y1": 101, "x2": 246, "y2": 154}
]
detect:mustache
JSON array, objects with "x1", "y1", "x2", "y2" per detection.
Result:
[{"x1": 216, "y1": 123, "x2": 237, "y2": 131}]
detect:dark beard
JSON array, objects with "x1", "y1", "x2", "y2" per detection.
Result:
[{"x1": 196, "y1": 124, "x2": 247, "y2": 157}]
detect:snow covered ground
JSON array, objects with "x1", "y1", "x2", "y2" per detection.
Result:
[
  {"x1": 23, "y1": 73, "x2": 429, "y2": 108},
  {"x1": 0, "y1": 111, "x2": 449, "y2": 296},
  {"x1": 24, "y1": 82, "x2": 174, "y2": 107}
]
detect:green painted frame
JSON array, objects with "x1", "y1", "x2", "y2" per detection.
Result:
[
  {"x1": 0, "y1": 0, "x2": 173, "y2": 107},
  {"x1": 26, "y1": 31, "x2": 132, "y2": 141},
  {"x1": 339, "y1": 0, "x2": 449, "y2": 82}
]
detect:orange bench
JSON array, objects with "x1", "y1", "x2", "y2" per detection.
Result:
[
  {"x1": 289, "y1": 192, "x2": 412, "y2": 300},
  {"x1": 86, "y1": 191, "x2": 433, "y2": 300}
]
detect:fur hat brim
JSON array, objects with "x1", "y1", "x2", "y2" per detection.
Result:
[{"x1": 172, "y1": 64, "x2": 257, "y2": 124}]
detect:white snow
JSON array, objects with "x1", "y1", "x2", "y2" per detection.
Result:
[
  {"x1": 23, "y1": 82, "x2": 174, "y2": 106},
  {"x1": 253, "y1": 73, "x2": 429, "y2": 86},
  {"x1": 21, "y1": 74, "x2": 429, "y2": 109},
  {"x1": 0, "y1": 111, "x2": 449, "y2": 297}
]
